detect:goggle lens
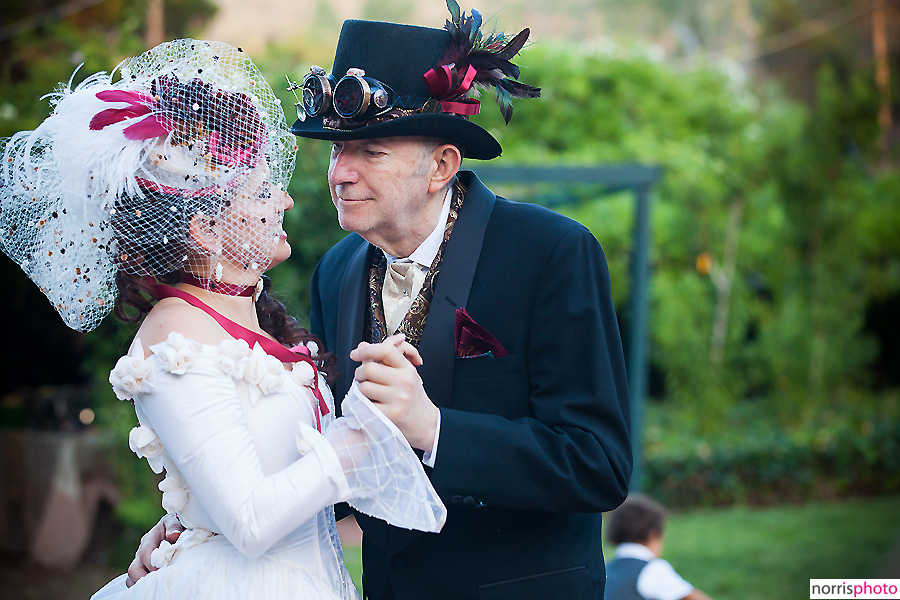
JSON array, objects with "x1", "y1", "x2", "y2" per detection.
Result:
[
  {"x1": 300, "y1": 70, "x2": 333, "y2": 118},
  {"x1": 302, "y1": 79, "x2": 325, "y2": 116},
  {"x1": 333, "y1": 77, "x2": 366, "y2": 118}
]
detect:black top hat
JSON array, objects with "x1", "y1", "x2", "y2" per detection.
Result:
[{"x1": 289, "y1": 7, "x2": 539, "y2": 161}]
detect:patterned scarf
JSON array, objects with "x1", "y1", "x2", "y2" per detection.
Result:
[{"x1": 365, "y1": 180, "x2": 466, "y2": 348}]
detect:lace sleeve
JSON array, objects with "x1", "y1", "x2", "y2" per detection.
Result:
[{"x1": 304, "y1": 382, "x2": 446, "y2": 533}]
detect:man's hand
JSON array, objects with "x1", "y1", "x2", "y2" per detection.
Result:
[
  {"x1": 125, "y1": 513, "x2": 184, "y2": 587},
  {"x1": 351, "y1": 334, "x2": 438, "y2": 452}
]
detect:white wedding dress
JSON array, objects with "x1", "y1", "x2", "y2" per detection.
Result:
[{"x1": 92, "y1": 332, "x2": 446, "y2": 600}]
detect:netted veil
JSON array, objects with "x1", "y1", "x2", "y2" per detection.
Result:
[{"x1": 0, "y1": 39, "x2": 296, "y2": 332}]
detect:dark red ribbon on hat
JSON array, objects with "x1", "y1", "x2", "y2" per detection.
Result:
[
  {"x1": 440, "y1": 99, "x2": 481, "y2": 115},
  {"x1": 423, "y1": 64, "x2": 481, "y2": 116}
]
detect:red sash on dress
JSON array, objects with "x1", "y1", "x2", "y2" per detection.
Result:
[{"x1": 152, "y1": 282, "x2": 330, "y2": 431}]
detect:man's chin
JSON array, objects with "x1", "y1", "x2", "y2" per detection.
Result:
[{"x1": 337, "y1": 214, "x2": 366, "y2": 235}]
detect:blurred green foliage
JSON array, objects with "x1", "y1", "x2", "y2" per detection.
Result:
[
  {"x1": 475, "y1": 41, "x2": 899, "y2": 434},
  {"x1": 644, "y1": 392, "x2": 900, "y2": 507}
]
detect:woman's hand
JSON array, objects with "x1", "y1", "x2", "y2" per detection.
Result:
[{"x1": 125, "y1": 513, "x2": 184, "y2": 586}]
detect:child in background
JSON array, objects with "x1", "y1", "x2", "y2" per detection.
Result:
[{"x1": 604, "y1": 494, "x2": 714, "y2": 600}]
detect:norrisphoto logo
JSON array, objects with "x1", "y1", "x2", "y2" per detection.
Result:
[{"x1": 811, "y1": 579, "x2": 900, "y2": 599}]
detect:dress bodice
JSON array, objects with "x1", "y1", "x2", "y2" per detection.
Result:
[{"x1": 96, "y1": 332, "x2": 446, "y2": 600}]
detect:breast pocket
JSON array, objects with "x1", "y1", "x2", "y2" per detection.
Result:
[
  {"x1": 451, "y1": 354, "x2": 529, "y2": 418},
  {"x1": 454, "y1": 353, "x2": 522, "y2": 379}
]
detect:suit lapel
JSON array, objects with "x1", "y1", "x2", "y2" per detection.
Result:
[
  {"x1": 335, "y1": 238, "x2": 373, "y2": 405},
  {"x1": 332, "y1": 174, "x2": 495, "y2": 554},
  {"x1": 417, "y1": 171, "x2": 495, "y2": 409},
  {"x1": 388, "y1": 172, "x2": 495, "y2": 554}
]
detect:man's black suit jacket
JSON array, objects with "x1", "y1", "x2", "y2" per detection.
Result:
[{"x1": 309, "y1": 171, "x2": 632, "y2": 600}]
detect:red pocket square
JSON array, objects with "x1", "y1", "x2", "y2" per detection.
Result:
[{"x1": 454, "y1": 308, "x2": 509, "y2": 358}]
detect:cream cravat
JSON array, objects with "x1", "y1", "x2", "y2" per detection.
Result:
[{"x1": 383, "y1": 259, "x2": 426, "y2": 333}]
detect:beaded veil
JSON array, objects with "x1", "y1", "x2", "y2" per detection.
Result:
[{"x1": 0, "y1": 39, "x2": 296, "y2": 332}]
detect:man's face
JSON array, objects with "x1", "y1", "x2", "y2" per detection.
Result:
[{"x1": 328, "y1": 136, "x2": 438, "y2": 255}]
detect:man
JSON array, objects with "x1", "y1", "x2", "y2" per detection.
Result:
[
  {"x1": 130, "y1": 6, "x2": 632, "y2": 599},
  {"x1": 294, "y1": 9, "x2": 632, "y2": 599}
]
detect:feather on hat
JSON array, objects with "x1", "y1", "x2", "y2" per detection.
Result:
[
  {"x1": 431, "y1": 0, "x2": 541, "y2": 124},
  {"x1": 289, "y1": 2, "x2": 540, "y2": 160}
]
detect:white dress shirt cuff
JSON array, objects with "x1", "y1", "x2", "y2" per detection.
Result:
[{"x1": 421, "y1": 408, "x2": 441, "y2": 468}]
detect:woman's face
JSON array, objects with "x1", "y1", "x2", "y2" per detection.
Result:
[{"x1": 218, "y1": 161, "x2": 294, "y2": 274}]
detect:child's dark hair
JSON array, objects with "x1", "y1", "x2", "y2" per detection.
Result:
[{"x1": 605, "y1": 494, "x2": 667, "y2": 546}]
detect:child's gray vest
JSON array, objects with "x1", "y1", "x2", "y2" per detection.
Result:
[{"x1": 604, "y1": 557, "x2": 649, "y2": 600}]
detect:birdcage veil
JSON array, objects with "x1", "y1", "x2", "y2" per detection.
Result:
[{"x1": 0, "y1": 39, "x2": 296, "y2": 332}]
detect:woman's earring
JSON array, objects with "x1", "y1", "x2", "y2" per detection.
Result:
[{"x1": 214, "y1": 260, "x2": 223, "y2": 282}]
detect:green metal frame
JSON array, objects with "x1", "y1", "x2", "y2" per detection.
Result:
[{"x1": 471, "y1": 163, "x2": 663, "y2": 492}]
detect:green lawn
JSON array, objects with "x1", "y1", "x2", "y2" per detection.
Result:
[
  {"x1": 342, "y1": 495, "x2": 900, "y2": 599},
  {"x1": 343, "y1": 542, "x2": 364, "y2": 593},
  {"x1": 655, "y1": 496, "x2": 900, "y2": 600}
]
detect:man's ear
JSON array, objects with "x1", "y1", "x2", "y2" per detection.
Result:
[
  {"x1": 188, "y1": 212, "x2": 222, "y2": 254},
  {"x1": 428, "y1": 144, "x2": 462, "y2": 194}
]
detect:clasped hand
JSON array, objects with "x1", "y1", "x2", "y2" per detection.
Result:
[{"x1": 351, "y1": 333, "x2": 438, "y2": 453}]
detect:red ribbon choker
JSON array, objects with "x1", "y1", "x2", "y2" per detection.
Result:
[{"x1": 180, "y1": 272, "x2": 257, "y2": 297}]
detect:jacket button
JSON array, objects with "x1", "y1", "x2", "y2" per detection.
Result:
[
  {"x1": 450, "y1": 495, "x2": 462, "y2": 504},
  {"x1": 463, "y1": 495, "x2": 475, "y2": 506},
  {"x1": 391, "y1": 557, "x2": 407, "y2": 570}
]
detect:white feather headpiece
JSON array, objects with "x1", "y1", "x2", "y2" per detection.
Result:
[{"x1": 0, "y1": 39, "x2": 296, "y2": 332}]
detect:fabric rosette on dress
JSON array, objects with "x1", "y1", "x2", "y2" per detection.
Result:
[
  {"x1": 128, "y1": 425, "x2": 165, "y2": 474},
  {"x1": 109, "y1": 341, "x2": 153, "y2": 401}
]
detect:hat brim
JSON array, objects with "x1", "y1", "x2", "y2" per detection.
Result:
[{"x1": 290, "y1": 112, "x2": 501, "y2": 160}]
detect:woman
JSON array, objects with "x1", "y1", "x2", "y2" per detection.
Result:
[{"x1": 0, "y1": 40, "x2": 444, "y2": 600}]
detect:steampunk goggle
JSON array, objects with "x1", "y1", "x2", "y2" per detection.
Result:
[{"x1": 289, "y1": 66, "x2": 396, "y2": 121}]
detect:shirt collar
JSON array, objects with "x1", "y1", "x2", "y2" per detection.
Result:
[
  {"x1": 615, "y1": 543, "x2": 657, "y2": 561},
  {"x1": 384, "y1": 186, "x2": 453, "y2": 268}
]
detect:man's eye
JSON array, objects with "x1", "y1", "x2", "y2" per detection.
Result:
[{"x1": 259, "y1": 183, "x2": 272, "y2": 199}]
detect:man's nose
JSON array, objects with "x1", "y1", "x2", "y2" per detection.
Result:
[{"x1": 329, "y1": 148, "x2": 359, "y2": 185}]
